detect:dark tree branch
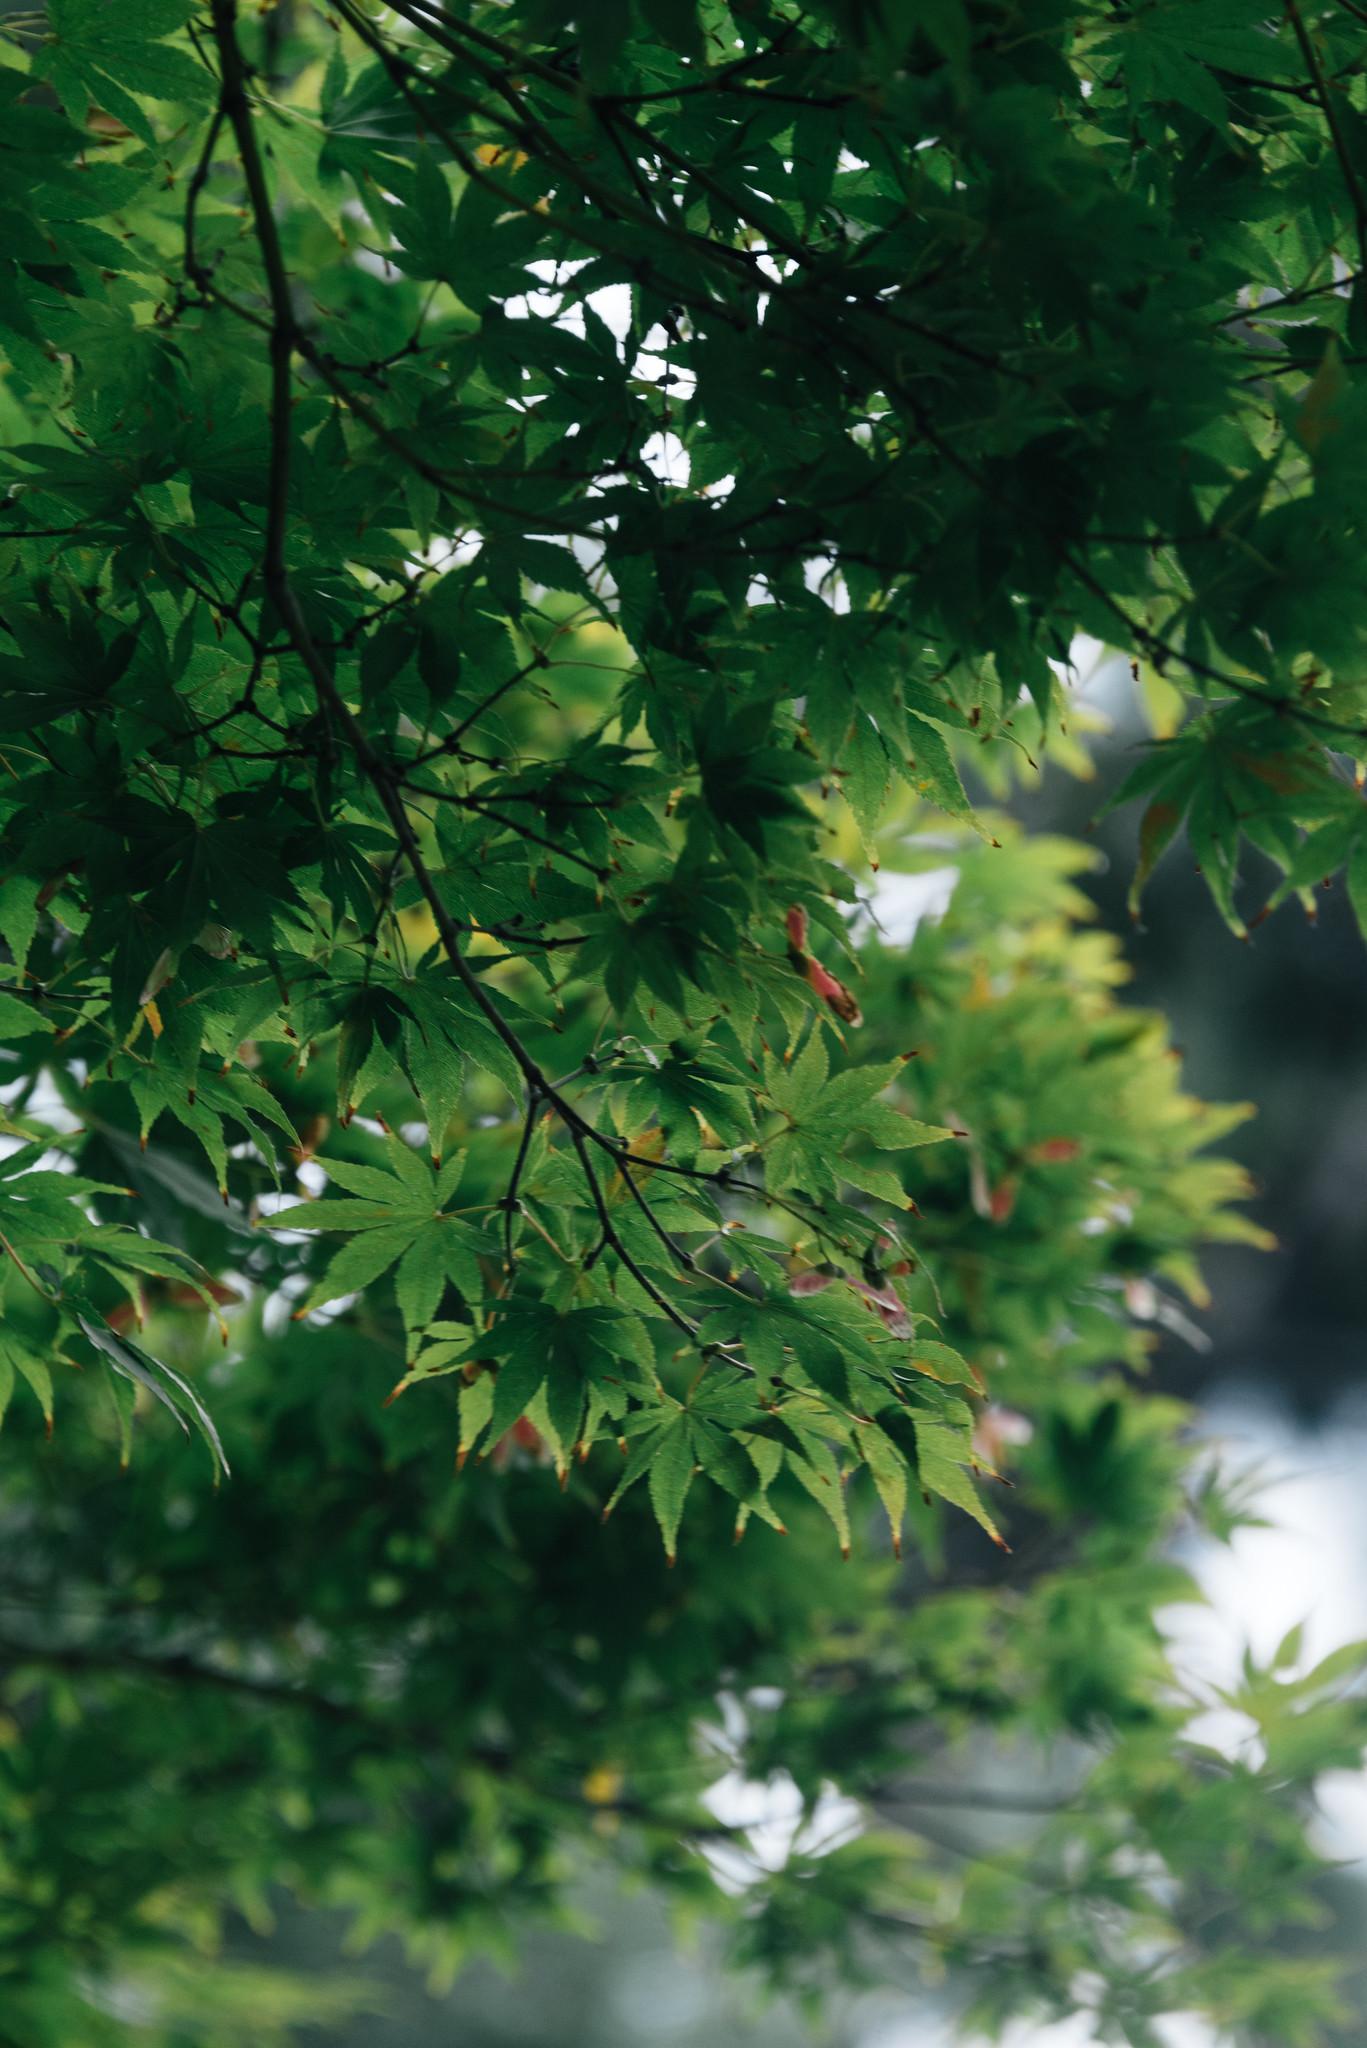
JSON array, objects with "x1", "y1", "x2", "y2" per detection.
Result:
[{"x1": 202, "y1": 0, "x2": 768, "y2": 1367}]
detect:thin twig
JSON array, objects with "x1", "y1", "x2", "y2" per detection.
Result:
[
  {"x1": 1286, "y1": 0, "x2": 1367, "y2": 272},
  {"x1": 568, "y1": 1123, "x2": 698, "y2": 1336}
]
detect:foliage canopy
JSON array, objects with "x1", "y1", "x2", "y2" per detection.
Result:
[{"x1": 2, "y1": 1, "x2": 1367, "y2": 2042}]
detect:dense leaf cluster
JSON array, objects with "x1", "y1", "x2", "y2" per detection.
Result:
[{"x1": 1, "y1": 1, "x2": 1366, "y2": 2042}]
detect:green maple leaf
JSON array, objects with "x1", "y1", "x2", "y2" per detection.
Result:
[{"x1": 268, "y1": 1140, "x2": 497, "y2": 1356}]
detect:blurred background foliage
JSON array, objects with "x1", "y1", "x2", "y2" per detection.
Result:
[{"x1": 5, "y1": 652, "x2": 1367, "y2": 2047}]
